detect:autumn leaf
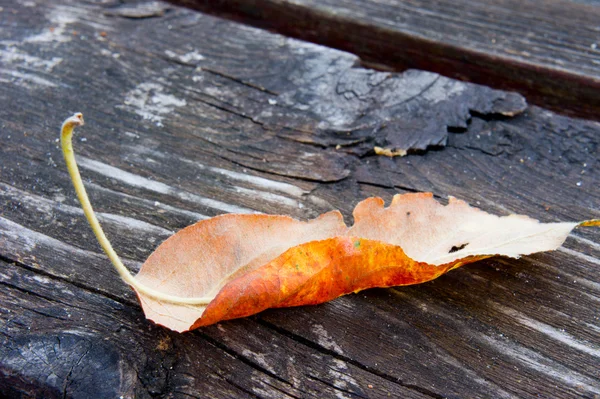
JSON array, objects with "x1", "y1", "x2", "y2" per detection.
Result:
[
  {"x1": 136, "y1": 194, "x2": 578, "y2": 331},
  {"x1": 60, "y1": 113, "x2": 599, "y2": 332}
]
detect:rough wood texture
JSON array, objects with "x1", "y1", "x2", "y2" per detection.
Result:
[
  {"x1": 174, "y1": 0, "x2": 600, "y2": 120},
  {"x1": 1, "y1": 0, "x2": 599, "y2": 398}
]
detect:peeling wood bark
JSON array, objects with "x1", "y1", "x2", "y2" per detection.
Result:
[{"x1": 0, "y1": 0, "x2": 599, "y2": 398}]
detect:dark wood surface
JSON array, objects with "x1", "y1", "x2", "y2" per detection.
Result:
[
  {"x1": 174, "y1": 0, "x2": 600, "y2": 120},
  {"x1": 1, "y1": 0, "x2": 599, "y2": 398}
]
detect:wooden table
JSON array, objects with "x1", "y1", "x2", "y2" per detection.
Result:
[{"x1": 1, "y1": 0, "x2": 598, "y2": 397}]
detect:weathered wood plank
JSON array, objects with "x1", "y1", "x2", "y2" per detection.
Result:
[
  {"x1": 174, "y1": 0, "x2": 600, "y2": 120},
  {"x1": 1, "y1": 258, "x2": 434, "y2": 398},
  {"x1": 0, "y1": 0, "x2": 599, "y2": 398}
]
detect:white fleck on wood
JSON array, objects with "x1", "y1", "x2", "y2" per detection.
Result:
[
  {"x1": 181, "y1": 159, "x2": 307, "y2": 197},
  {"x1": 496, "y1": 305, "x2": 600, "y2": 358},
  {"x1": 77, "y1": 157, "x2": 254, "y2": 214},
  {"x1": 558, "y1": 247, "x2": 600, "y2": 266},
  {"x1": 0, "y1": 182, "x2": 173, "y2": 237},
  {"x1": 121, "y1": 82, "x2": 187, "y2": 127},
  {"x1": 311, "y1": 324, "x2": 345, "y2": 354}
]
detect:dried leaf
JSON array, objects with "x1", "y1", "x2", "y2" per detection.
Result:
[
  {"x1": 60, "y1": 113, "x2": 596, "y2": 333},
  {"x1": 135, "y1": 193, "x2": 577, "y2": 332}
]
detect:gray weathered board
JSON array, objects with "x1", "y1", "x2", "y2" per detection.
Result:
[
  {"x1": 176, "y1": 0, "x2": 600, "y2": 120},
  {"x1": 0, "y1": 0, "x2": 599, "y2": 398}
]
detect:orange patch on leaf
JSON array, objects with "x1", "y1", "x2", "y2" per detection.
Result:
[{"x1": 193, "y1": 238, "x2": 488, "y2": 328}]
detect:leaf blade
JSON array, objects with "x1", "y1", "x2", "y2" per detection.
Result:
[{"x1": 133, "y1": 193, "x2": 582, "y2": 332}]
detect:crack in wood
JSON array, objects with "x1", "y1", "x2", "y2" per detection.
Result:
[
  {"x1": 196, "y1": 330, "x2": 293, "y2": 386},
  {"x1": 255, "y1": 319, "x2": 446, "y2": 399},
  {"x1": 0, "y1": 254, "x2": 137, "y2": 308},
  {"x1": 305, "y1": 374, "x2": 367, "y2": 398},
  {"x1": 202, "y1": 67, "x2": 279, "y2": 96}
]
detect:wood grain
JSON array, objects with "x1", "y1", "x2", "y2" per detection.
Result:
[
  {"x1": 174, "y1": 0, "x2": 600, "y2": 120},
  {"x1": 0, "y1": 0, "x2": 599, "y2": 397}
]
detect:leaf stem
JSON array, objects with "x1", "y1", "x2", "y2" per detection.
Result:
[{"x1": 61, "y1": 113, "x2": 212, "y2": 305}]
